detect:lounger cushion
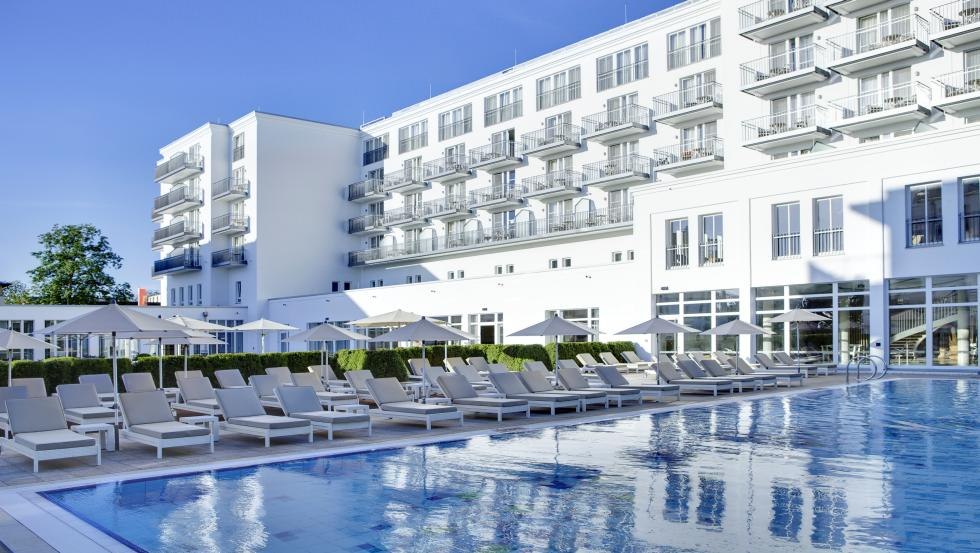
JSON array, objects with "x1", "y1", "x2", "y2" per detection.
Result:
[
  {"x1": 576, "y1": 353, "x2": 600, "y2": 366},
  {"x1": 505, "y1": 392, "x2": 579, "y2": 403},
  {"x1": 443, "y1": 357, "x2": 467, "y2": 371},
  {"x1": 291, "y1": 411, "x2": 370, "y2": 424},
  {"x1": 523, "y1": 360, "x2": 549, "y2": 373},
  {"x1": 175, "y1": 370, "x2": 204, "y2": 380},
  {"x1": 599, "y1": 352, "x2": 627, "y2": 366},
  {"x1": 366, "y1": 378, "x2": 412, "y2": 405},
  {"x1": 249, "y1": 375, "x2": 281, "y2": 398},
  {"x1": 229, "y1": 415, "x2": 309, "y2": 430},
  {"x1": 557, "y1": 359, "x2": 581, "y2": 370},
  {"x1": 275, "y1": 386, "x2": 324, "y2": 414},
  {"x1": 453, "y1": 397, "x2": 526, "y2": 408},
  {"x1": 485, "y1": 364, "x2": 509, "y2": 374},
  {"x1": 7, "y1": 397, "x2": 68, "y2": 433},
  {"x1": 0, "y1": 387, "x2": 29, "y2": 413},
  {"x1": 56, "y1": 384, "x2": 103, "y2": 409},
  {"x1": 487, "y1": 372, "x2": 528, "y2": 396},
  {"x1": 291, "y1": 372, "x2": 327, "y2": 392},
  {"x1": 215, "y1": 370, "x2": 248, "y2": 388},
  {"x1": 466, "y1": 357, "x2": 490, "y2": 370},
  {"x1": 594, "y1": 366, "x2": 631, "y2": 387},
  {"x1": 630, "y1": 384, "x2": 681, "y2": 392},
  {"x1": 381, "y1": 402, "x2": 457, "y2": 415},
  {"x1": 178, "y1": 377, "x2": 215, "y2": 402},
  {"x1": 519, "y1": 370, "x2": 555, "y2": 393},
  {"x1": 65, "y1": 407, "x2": 116, "y2": 420},
  {"x1": 556, "y1": 367, "x2": 591, "y2": 390},
  {"x1": 436, "y1": 374, "x2": 478, "y2": 400},
  {"x1": 344, "y1": 370, "x2": 374, "y2": 392},
  {"x1": 186, "y1": 399, "x2": 221, "y2": 410},
  {"x1": 11, "y1": 378, "x2": 47, "y2": 399},
  {"x1": 122, "y1": 373, "x2": 157, "y2": 393},
  {"x1": 15, "y1": 429, "x2": 95, "y2": 451},
  {"x1": 265, "y1": 367, "x2": 293, "y2": 385},
  {"x1": 131, "y1": 421, "x2": 210, "y2": 440},
  {"x1": 315, "y1": 391, "x2": 357, "y2": 402},
  {"x1": 423, "y1": 366, "x2": 450, "y2": 389},
  {"x1": 78, "y1": 374, "x2": 113, "y2": 394},
  {"x1": 119, "y1": 391, "x2": 174, "y2": 426},
  {"x1": 214, "y1": 388, "x2": 266, "y2": 418},
  {"x1": 560, "y1": 390, "x2": 606, "y2": 400},
  {"x1": 590, "y1": 388, "x2": 638, "y2": 397}
]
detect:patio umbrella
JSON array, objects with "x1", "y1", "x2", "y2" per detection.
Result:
[
  {"x1": 701, "y1": 319, "x2": 772, "y2": 368},
  {"x1": 770, "y1": 308, "x2": 831, "y2": 374},
  {"x1": 351, "y1": 309, "x2": 444, "y2": 328},
  {"x1": 510, "y1": 314, "x2": 597, "y2": 371},
  {"x1": 286, "y1": 323, "x2": 370, "y2": 364},
  {"x1": 167, "y1": 316, "x2": 234, "y2": 375},
  {"x1": 39, "y1": 304, "x2": 190, "y2": 402},
  {"x1": 167, "y1": 316, "x2": 233, "y2": 332},
  {"x1": 616, "y1": 317, "x2": 697, "y2": 384},
  {"x1": 159, "y1": 331, "x2": 226, "y2": 380},
  {"x1": 118, "y1": 328, "x2": 202, "y2": 389},
  {"x1": 0, "y1": 329, "x2": 59, "y2": 387},
  {"x1": 371, "y1": 317, "x2": 477, "y2": 360},
  {"x1": 234, "y1": 318, "x2": 299, "y2": 354}
]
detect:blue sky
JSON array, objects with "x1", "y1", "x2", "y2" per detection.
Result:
[{"x1": 0, "y1": 0, "x2": 673, "y2": 293}]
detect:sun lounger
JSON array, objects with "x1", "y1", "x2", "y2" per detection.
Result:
[
  {"x1": 485, "y1": 363, "x2": 509, "y2": 374},
  {"x1": 274, "y1": 386, "x2": 370, "y2": 440},
  {"x1": 214, "y1": 387, "x2": 312, "y2": 447},
  {"x1": 655, "y1": 361, "x2": 733, "y2": 396},
  {"x1": 425, "y1": 366, "x2": 486, "y2": 396},
  {"x1": 620, "y1": 351, "x2": 654, "y2": 371},
  {"x1": 249, "y1": 375, "x2": 284, "y2": 408},
  {"x1": 118, "y1": 391, "x2": 214, "y2": 458},
  {"x1": 465, "y1": 357, "x2": 491, "y2": 372},
  {"x1": 520, "y1": 369, "x2": 608, "y2": 410},
  {"x1": 308, "y1": 364, "x2": 350, "y2": 391},
  {"x1": 754, "y1": 352, "x2": 817, "y2": 376},
  {"x1": 407, "y1": 358, "x2": 431, "y2": 378},
  {"x1": 289, "y1": 372, "x2": 359, "y2": 409},
  {"x1": 445, "y1": 358, "x2": 492, "y2": 386},
  {"x1": 676, "y1": 360, "x2": 760, "y2": 392},
  {"x1": 344, "y1": 370, "x2": 375, "y2": 401},
  {"x1": 122, "y1": 372, "x2": 178, "y2": 402},
  {"x1": 77, "y1": 374, "x2": 115, "y2": 403},
  {"x1": 214, "y1": 369, "x2": 249, "y2": 389},
  {"x1": 599, "y1": 352, "x2": 634, "y2": 373},
  {"x1": 436, "y1": 374, "x2": 529, "y2": 421},
  {"x1": 11, "y1": 378, "x2": 47, "y2": 399},
  {"x1": 1, "y1": 396, "x2": 101, "y2": 472},
  {"x1": 729, "y1": 356, "x2": 803, "y2": 387},
  {"x1": 0, "y1": 386, "x2": 28, "y2": 438},
  {"x1": 486, "y1": 372, "x2": 580, "y2": 415},
  {"x1": 175, "y1": 370, "x2": 204, "y2": 381},
  {"x1": 701, "y1": 359, "x2": 776, "y2": 389},
  {"x1": 55, "y1": 384, "x2": 118, "y2": 425},
  {"x1": 173, "y1": 377, "x2": 222, "y2": 415},
  {"x1": 364, "y1": 377, "x2": 462, "y2": 430},
  {"x1": 771, "y1": 351, "x2": 837, "y2": 375},
  {"x1": 574, "y1": 353, "x2": 610, "y2": 373},
  {"x1": 556, "y1": 367, "x2": 640, "y2": 407},
  {"x1": 265, "y1": 366, "x2": 294, "y2": 385},
  {"x1": 593, "y1": 366, "x2": 680, "y2": 402}
]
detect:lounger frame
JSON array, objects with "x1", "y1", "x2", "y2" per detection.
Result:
[
  {"x1": 0, "y1": 433, "x2": 101, "y2": 473},
  {"x1": 119, "y1": 418, "x2": 215, "y2": 459},
  {"x1": 219, "y1": 420, "x2": 313, "y2": 447}
]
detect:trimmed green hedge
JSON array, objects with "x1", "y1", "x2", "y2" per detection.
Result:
[{"x1": 333, "y1": 349, "x2": 408, "y2": 381}]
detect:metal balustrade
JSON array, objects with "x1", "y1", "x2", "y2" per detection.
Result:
[
  {"x1": 422, "y1": 154, "x2": 470, "y2": 180},
  {"x1": 346, "y1": 178, "x2": 387, "y2": 201},
  {"x1": 152, "y1": 185, "x2": 202, "y2": 214},
  {"x1": 829, "y1": 82, "x2": 930, "y2": 120},
  {"x1": 468, "y1": 141, "x2": 521, "y2": 167},
  {"x1": 467, "y1": 184, "x2": 526, "y2": 207},
  {"x1": 739, "y1": 0, "x2": 815, "y2": 30},
  {"x1": 962, "y1": 213, "x2": 980, "y2": 242},
  {"x1": 813, "y1": 228, "x2": 844, "y2": 255},
  {"x1": 382, "y1": 168, "x2": 425, "y2": 191},
  {"x1": 582, "y1": 154, "x2": 652, "y2": 182},
  {"x1": 522, "y1": 170, "x2": 584, "y2": 194},
  {"x1": 652, "y1": 83, "x2": 723, "y2": 118},
  {"x1": 348, "y1": 206, "x2": 633, "y2": 266},
  {"x1": 772, "y1": 232, "x2": 801, "y2": 259},
  {"x1": 825, "y1": 15, "x2": 929, "y2": 60},
  {"x1": 153, "y1": 220, "x2": 202, "y2": 244},
  {"x1": 935, "y1": 68, "x2": 980, "y2": 99},
  {"x1": 651, "y1": 138, "x2": 724, "y2": 167},
  {"x1": 347, "y1": 214, "x2": 386, "y2": 234},
  {"x1": 699, "y1": 239, "x2": 724, "y2": 266},
  {"x1": 741, "y1": 106, "x2": 826, "y2": 140},
  {"x1": 667, "y1": 37, "x2": 722, "y2": 70},
  {"x1": 211, "y1": 213, "x2": 249, "y2": 233},
  {"x1": 423, "y1": 194, "x2": 469, "y2": 217},
  {"x1": 154, "y1": 152, "x2": 204, "y2": 182},
  {"x1": 153, "y1": 249, "x2": 201, "y2": 275},
  {"x1": 438, "y1": 119, "x2": 471, "y2": 141},
  {"x1": 536, "y1": 81, "x2": 581, "y2": 110},
  {"x1": 930, "y1": 0, "x2": 980, "y2": 32},
  {"x1": 211, "y1": 176, "x2": 249, "y2": 199},
  {"x1": 581, "y1": 104, "x2": 651, "y2": 135},
  {"x1": 740, "y1": 45, "x2": 824, "y2": 87},
  {"x1": 666, "y1": 246, "x2": 690, "y2": 269},
  {"x1": 212, "y1": 247, "x2": 246, "y2": 267},
  {"x1": 519, "y1": 124, "x2": 582, "y2": 153}
]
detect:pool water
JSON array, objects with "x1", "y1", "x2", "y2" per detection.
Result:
[{"x1": 42, "y1": 379, "x2": 980, "y2": 553}]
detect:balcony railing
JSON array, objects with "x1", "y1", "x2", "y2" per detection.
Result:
[
  {"x1": 829, "y1": 82, "x2": 929, "y2": 120},
  {"x1": 597, "y1": 59, "x2": 649, "y2": 92},
  {"x1": 363, "y1": 144, "x2": 388, "y2": 166},
  {"x1": 232, "y1": 145, "x2": 245, "y2": 162},
  {"x1": 347, "y1": 178, "x2": 387, "y2": 201},
  {"x1": 739, "y1": 0, "x2": 815, "y2": 30},
  {"x1": 153, "y1": 249, "x2": 200, "y2": 275},
  {"x1": 152, "y1": 185, "x2": 202, "y2": 214},
  {"x1": 383, "y1": 207, "x2": 426, "y2": 226},
  {"x1": 961, "y1": 213, "x2": 980, "y2": 242},
  {"x1": 740, "y1": 45, "x2": 825, "y2": 87},
  {"x1": 522, "y1": 170, "x2": 584, "y2": 194},
  {"x1": 772, "y1": 233, "x2": 801, "y2": 259},
  {"x1": 212, "y1": 247, "x2": 246, "y2": 267},
  {"x1": 348, "y1": 206, "x2": 633, "y2": 265},
  {"x1": 935, "y1": 68, "x2": 980, "y2": 99},
  {"x1": 908, "y1": 217, "x2": 944, "y2": 246},
  {"x1": 423, "y1": 194, "x2": 469, "y2": 216},
  {"x1": 469, "y1": 141, "x2": 521, "y2": 166},
  {"x1": 211, "y1": 176, "x2": 249, "y2": 199},
  {"x1": 154, "y1": 152, "x2": 204, "y2": 182},
  {"x1": 826, "y1": 15, "x2": 929, "y2": 61},
  {"x1": 467, "y1": 184, "x2": 525, "y2": 206},
  {"x1": 651, "y1": 138, "x2": 724, "y2": 167},
  {"x1": 438, "y1": 119, "x2": 472, "y2": 141},
  {"x1": 398, "y1": 135, "x2": 426, "y2": 154},
  {"x1": 348, "y1": 214, "x2": 386, "y2": 234},
  {"x1": 582, "y1": 154, "x2": 652, "y2": 182},
  {"x1": 652, "y1": 83, "x2": 723, "y2": 118},
  {"x1": 700, "y1": 239, "x2": 724, "y2": 266},
  {"x1": 667, "y1": 36, "x2": 722, "y2": 70},
  {"x1": 211, "y1": 213, "x2": 249, "y2": 233},
  {"x1": 666, "y1": 246, "x2": 690, "y2": 269},
  {"x1": 537, "y1": 81, "x2": 581, "y2": 110},
  {"x1": 383, "y1": 168, "x2": 425, "y2": 191},
  {"x1": 742, "y1": 105, "x2": 827, "y2": 140},
  {"x1": 930, "y1": 0, "x2": 980, "y2": 32},
  {"x1": 581, "y1": 104, "x2": 651, "y2": 135},
  {"x1": 153, "y1": 220, "x2": 202, "y2": 244},
  {"x1": 484, "y1": 101, "x2": 523, "y2": 126},
  {"x1": 520, "y1": 124, "x2": 582, "y2": 153},
  {"x1": 422, "y1": 154, "x2": 470, "y2": 180},
  {"x1": 814, "y1": 228, "x2": 844, "y2": 255}
]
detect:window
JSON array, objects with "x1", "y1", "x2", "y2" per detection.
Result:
[
  {"x1": 666, "y1": 218, "x2": 689, "y2": 269},
  {"x1": 667, "y1": 18, "x2": 722, "y2": 70},
  {"x1": 405, "y1": 276, "x2": 413, "y2": 284},
  {"x1": 458, "y1": 270, "x2": 465, "y2": 278},
  {"x1": 398, "y1": 120, "x2": 428, "y2": 153},
  {"x1": 597, "y1": 43, "x2": 649, "y2": 92},
  {"x1": 506, "y1": 264, "x2": 515, "y2": 273},
  {"x1": 657, "y1": 290, "x2": 742, "y2": 354},
  {"x1": 369, "y1": 280, "x2": 377, "y2": 287},
  {"x1": 545, "y1": 308, "x2": 600, "y2": 342},
  {"x1": 232, "y1": 133, "x2": 245, "y2": 161},
  {"x1": 279, "y1": 331, "x2": 289, "y2": 353},
  {"x1": 856, "y1": 4, "x2": 911, "y2": 54},
  {"x1": 332, "y1": 281, "x2": 340, "y2": 292},
  {"x1": 484, "y1": 87, "x2": 522, "y2": 126},
  {"x1": 169, "y1": 288, "x2": 175, "y2": 305},
  {"x1": 448, "y1": 271, "x2": 456, "y2": 280},
  {"x1": 549, "y1": 259, "x2": 559, "y2": 269},
  {"x1": 178, "y1": 287, "x2": 185, "y2": 306},
  {"x1": 0, "y1": 320, "x2": 35, "y2": 361},
  {"x1": 814, "y1": 196, "x2": 844, "y2": 255},
  {"x1": 612, "y1": 251, "x2": 624, "y2": 262},
  {"x1": 234, "y1": 280, "x2": 243, "y2": 304},
  {"x1": 887, "y1": 275, "x2": 978, "y2": 367},
  {"x1": 772, "y1": 202, "x2": 801, "y2": 258},
  {"x1": 196, "y1": 284, "x2": 202, "y2": 305},
  {"x1": 699, "y1": 213, "x2": 723, "y2": 265},
  {"x1": 344, "y1": 282, "x2": 351, "y2": 290},
  {"x1": 232, "y1": 166, "x2": 247, "y2": 187},
  {"x1": 187, "y1": 285, "x2": 194, "y2": 306},
  {"x1": 438, "y1": 104, "x2": 472, "y2": 141},
  {"x1": 961, "y1": 177, "x2": 980, "y2": 243},
  {"x1": 414, "y1": 274, "x2": 422, "y2": 283},
  {"x1": 495, "y1": 265, "x2": 503, "y2": 275},
  {"x1": 536, "y1": 66, "x2": 581, "y2": 110},
  {"x1": 627, "y1": 250, "x2": 635, "y2": 261},
  {"x1": 907, "y1": 183, "x2": 943, "y2": 247},
  {"x1": 857, "y1": 67, "x2": 911, "y2": 116},
  {"x1": 363, "y1": 134, "x2": 388, "y2": 165},
  {"x1": 562, "y1": 258, "x2": 572, "y2": 268}
]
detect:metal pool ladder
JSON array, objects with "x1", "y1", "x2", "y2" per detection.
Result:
[{"x1": 845, "y1": 355, "x2": 887, "y2": 384}]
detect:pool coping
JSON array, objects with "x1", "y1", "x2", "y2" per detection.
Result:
[{"x1": 0, "y1": 377, "x2": 926, "y2": 552}]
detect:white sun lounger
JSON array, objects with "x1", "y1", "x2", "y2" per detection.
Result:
[
  {"x1": 11, "y1": 378, "x2": 47, "y2": 399},
  {"x1": 520, "y1": 370, "x2": 608, "y2": 410},
  {"x1": 772, "y1": 351, "x2": 837, "y2": 374},
  {"x1": 121, "y1": 373, "x2": 178, "y2": 401},
  {"x1": 77, "y1": 374, "x2": 115, "y2": 403},
  {"x1": 249, "y1": 375, "x2": 285, "y2": 409},
  {"x1": 364, "y1": 377, "x2": 462, "y2": 430},
  {"x1": 1, "y1": 397, "x2": 101, "y2": 472},
  {"x1": 486, "y1": 372, "x2": 580, "y2": 415},
  {"x1": 556, "y1": 367, "x2": 640, "y2": 407},
  {"x1": 676, "y1": 360, "x2": 760, "y2": 392},
  {"x1": 0, "y1": 386, "x2": 28, "y2": 438},
  {"x1": 274, "y1": 386, "x2": 370, "y2": 440},
  {"x1": 214, "y1": 387, "x2": 312, "y2": 447},
  {"x1": 730, "y1": 357, "x2": 803, "y2": 387},
  {"x1": 656, "y1": 361, "x2": 734, "y2": 396},
  {"x1": 436, "y1": 374, "x2": 529, "y2": 421},
  {"x1": 289, "y1": 372, "x2": 360, "y2": 409},
  {"x1": 173, "y1": 377, "x2": 222, "y2": 415},
  {"x1": 265, "y1": 366, "x2": 294, "y2": 385},
  {"x1": 55, "y1": 384, "x2": 119, "y2": 426},
  {"x1": 701, "y1": 359, "x2": 776, "y2": 389},
  {"x1": 599, "y1": 352, "x2": 634, "y2": 373},
  {"x1": 308, "y1": 364, "x2": 351, "y2": 392},
  {"x1": 344, "y1": 370, "x2": 375, "y2": 401},
  {"x1": 407, "y1": 358, "x2": 431, "y2": 378},
  {"x1": 445, "y1": 358, "x2": 492, "y2": 386},
  {"x1": 118, "y1": 391, "x2": 214, "y2": 458},
  {"x1": 214, "y1": 369, "x2": 250, "y2": 389},
  {"x1": 620, "y1": 351, "x2": 654, "y2": 371},
  {"x1": 593, "y1": 366, "x2": 680, "y2": 402}
]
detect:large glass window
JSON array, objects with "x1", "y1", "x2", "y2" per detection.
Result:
[
  {"x1": 667, "y1": 18, "x2": 722, "y2": 70},
  {"x1": 437, "y1": 104, "x2": 472, "y2": 141},
  {"x1": 666, "y1": 218, "x2": 689, "y2": 269},
  {"x1": 907, "y1": 182, "x2": 943, "y2": 246},
  {"x1": 0, "y1": 320, "x2": 35, "y2": 361},
  {"x1": 888, "y1": 274, "x2": 980, "y2": 367},
  {"x1": 536, "y1": 66, "x2": 581, "y2": 110},
  {"x1": 813, "y1": 196, "x2": 843, "y2": 255},
  {"x1": 654, "y1": 290, "x2": 740, "y2": 355},
  {"x1": 484, "y1": 87, "x2": 522, "y2": 126},
  {"x1": 961, "y1": 176, "x2": 980, "y2": 243},
  {"x1": 545, "y1": 308, "x2": 599, "y2": 343},
  {"x1": 398, "y1": 119, "x2": 428, "y2": 153},
  {"x1": 597, "y1": 43, "x2": 649, "y2": 92},
  {"x1": 772, "y1": 202, "x2": 801, "y2": 259},
  {"x1": 699, "y1": 213, "x2": 723, "y2": 266},
  {"x1": 362, "y1": 134, "x2": 388, "y2": 166}
]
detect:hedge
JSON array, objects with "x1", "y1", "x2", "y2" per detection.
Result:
[{"x1": 4, "y1": 341, "x2": 638, "y2": 390}]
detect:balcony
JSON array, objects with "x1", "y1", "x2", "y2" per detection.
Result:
[
  {"x1": 154, "y1": 152, "x2": 204, "y2": 184},
  {"x1": 152, "y1": 185, "x2": 202, "y2": 219},
  {"x1": 152, "y1": 219, "x2": 202, "y2": 248},
  {"x1": 738, "y1": 0, "x2": 829, "y2": 43},
  {"x1": 347, "y1": 214, "x2": 388, "y2": 235},
  {"x1": 825, "y1": 16, "x2": 930, "y2": 76},
  {"x1": 211, "y1": 213, "x2": 249, "y2": 235},
  {"x1": 468, "y1": 141, "x2": 524, "y2": 172},
  {"x1": 772, "y1": 233, "x2": 801, "y2": 259},
  {"x1": 521, "y1": 170, "x2": 584, "y2": 201},
  {"x1": 666, "y1": 246, "x2": 690, "y2": 270},
  {"x1": 212, "y1": 176, "x2": 250, "y2": 201},
  {"x1": 823, "y1": 0, "x2": 890, "y2": 15},
  {"x1": 424, "y1": 196, "x2": 474, "y2": 222},
  {"x1": 651, "y1": 83, "x2": 724, "y2": 128},
  {"x1": 742, "y1": 106, "x2": 832, "y2": 153},
  {"x1": 152, "y1": 249, "x2": 201, "y2": 277},
  {"x1": 211, "y1": 247, "x2": 247, "y2": 269},
  {"x1": 934, "y1": 69, "x2": 980, "y2": 116},
  {"x1": 382, "y1": 168, "x2": 429, "y2": 194},
  {"x1": 422, "y1": 154, "x2": 472, "y2": 183},
  {"x1": 651, "y1": 138, "x2": 724, "y2": 177},
  {"x1": 931, "y1": 0, "x2": 980, "y2": 50},
  {"x1": 519, "y1": 124, "x2": 582, "y2": 159},
  {"x1": 467, "y1": 185, "x2": 526, "y2": 212},
  {"x1": 346, "y1": 178, "x2": 390, "y2": 203},
  {"x1": 582, "y1": 154, "x2": 653, "y2": 190},
  {"x1": 580, "y1": 105, "x2": 651, "y2": 144},
  {"x1": 740, "y1": 45, "x2": 831, "y2": 98},
  {"x1": 348, "y1": 206, "x2": 633, "y2": 266},
  {"x1": 814, "y1": 228, "x2": 844, "y2": 256},
  {"x1": 382, "y1": 207, "x2": 429, "y2": 229},
  {"x1": 829, "y1": 83, "x2": 931, "y2": 137}
]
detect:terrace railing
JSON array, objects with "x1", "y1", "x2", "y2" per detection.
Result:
[
  {"x1": 153, "y1": 184, "x2": 201, "y2": 212},
  {"x1": 935, "y1": 68, "x2": 980, "y2": 99},
  {"x1": 348, "y1": 214, "x2": 386, "y2": 233},
  {"x1": 772, "y1": 232, "x2": 801, "y2": 259},
  {"x1": 699, "y1": 239, "x2": 724, "y2": 265},
  {"x1": 212, "y1": 247, "x2": 246, "y2": 266},
  {"x1": 467, "y1": 184, "x2": 526, "y2": 206},
  {"x1": 520, "y1": 123, "x2": 582, "y2": 152},
  {"x1": 739, "y1": 0, "x2": 815, "y2": 30},
  {"x1": 740, "y1": 45, "x2": 825, "y2": 87},
  {"x1": 666, "y1": 245, "x2": 690, "y2": 269},
  {"x1": 211, "y1": 175, "x2": 250, "y2": 198},
  {"x1": 382, "y1": 167, "x2": 424, "y2": 191},
  {"x1": 829, "y1": 82, "x2": 929, "y2": 120},
  {"x1": 581, "y1": 104, "x2": 651, "y2": 135},
  {"x1": 825, "y1": 15, "x2": 928, "y2": 60},
  {"x1": 582, "y1": 154, "x2": 652, "y2": 182},
  {"x1": 813, "y1": 228, "x2": 844, "y2": 255},
  {"x1": 422, "y1": 154, "x2": 470, "y2": 180},
  {"x1": 522, "y1": 170, "x2": 584, "y2": 194},
  {"x1": 930, "y1": 0, "x2": 980, "y2": 32},
  {"x1": 742, "y1": 105, "x2": 826, "y2": 141},
  {"x1": 651, "y1": 137, "x2": 724, "y2": 167},
  {"x1": 652, "y1": 83, "x2": 723, "y2": 118},
  {"x1": 153, "y1": 249, "x2": 200, "y2": 274},
  {"x1": 667, "y1": 36, "x2": 722, "y2": 70},
  {"x1": 347, "y1": 178, "x2": 386, "y2": 201},
  {"x1": 469, "y1": 141, "x2": 520, "y2": 165},
  {"x1": 154, "y1": 151, "x2": 203, "y2": 181}
]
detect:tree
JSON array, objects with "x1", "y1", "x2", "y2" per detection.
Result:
[
  {"x1": 0, "y1": 281, "x2": 32, "y2": 304},
  {"x1": 24, "y1": 224, "x2": 132, "y2": 305}
]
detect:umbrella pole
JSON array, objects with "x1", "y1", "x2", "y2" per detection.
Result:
[
  {"x1": 111, "y1": 331, "x2": 119, "y2": 405},
  {"x1": 7, "y1": 357, "x2": 11, "y2": 388},
  {"x1": 183, "y1": 344, "x2": 188, "y2": 375},
  {"x1": 796, "y1": 322, "x2": 801, "y2": 376},
  {"x1": 652, "y1": 333, "x2": 660, "y2": 385},
  {"x1": 158, "y1": 337, "x2": 163, "y2": 394},
  {"x1": 554, "y1": 337, "x2": 558, "y2": 372}
]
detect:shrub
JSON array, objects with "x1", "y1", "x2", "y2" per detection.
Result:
[{"x1": 334, "y1": 349, "x2": 408, "y2": 381}]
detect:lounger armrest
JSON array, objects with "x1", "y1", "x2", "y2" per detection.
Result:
[
  {"x1": 71, "y1": 423, "x2": 108, "y2": 449},
  {"x1": 180, "y1": 415, "x2": 219, "y2": 425}
]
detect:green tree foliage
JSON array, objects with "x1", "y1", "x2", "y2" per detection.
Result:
[
  {"x1": 23, "y1": 224, "x2": 132, "y2": 304},
  {"x1": 0, "y1": 281, "x2": 33, "y2": 304}
]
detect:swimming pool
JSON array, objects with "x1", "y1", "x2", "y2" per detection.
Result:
[{"x1": 41, "y1": 379, "x2": 980, "y2": 552}]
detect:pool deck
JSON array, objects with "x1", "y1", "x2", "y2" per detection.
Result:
[{"x1": 0, "y1": 372, "x2": 966, "y2": 552}]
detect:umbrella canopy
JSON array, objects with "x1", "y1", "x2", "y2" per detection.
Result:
[
  {"x1": 701, "y1": 319, "x2": 772, "y2": 336},
  {"x1": 510, "y1": 315, "x2": 597, "y2": 371},
  {"x1": 285, "y1": 323, "x2": 369, "y2": 343},
  {"x1": 616, "y1": 317, "x2": 697, "y2": 336},
  {"x1": 769, "y1": 308, "x2": 830, "y2": 323},
  {"x1": 0, "y1": 329, "x2": 58, "y2": 387},
  {"x1": 372, "y1": 318, "x2": 477, "y2": 343},
  {"x1": 234, "y1": 318, "x2": 299, "y2": 353},
  {"x1": 168, "y1": 316, "x2": 233, "y2": 332},
  {"x1": 351, "y1": 309, "x2": 444, "y2": 328}
]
